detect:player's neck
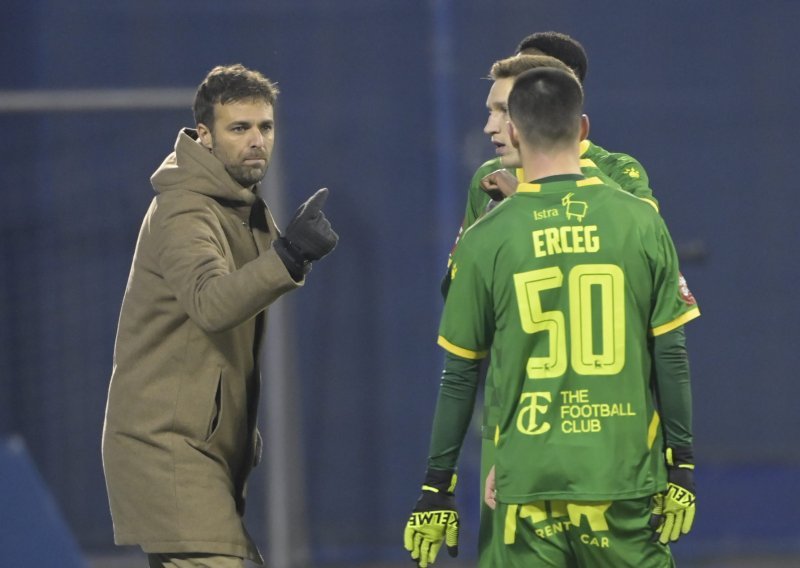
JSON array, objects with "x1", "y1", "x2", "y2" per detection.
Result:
[{"x1": 520, "y1": 144, "x2": 582, "y2": 182}]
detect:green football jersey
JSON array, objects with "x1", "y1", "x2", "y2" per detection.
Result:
[
  {"x1": 447, "y1": 140, "x2": 660, "y2": 450},
  {"x1": 438, "y1": 175, "x2": 699, "y2": 503}
]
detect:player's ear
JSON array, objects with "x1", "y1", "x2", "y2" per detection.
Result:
[
  {"x1": 580, "y1": 114, "x2": 590, "y2": 141},
  {"x1": 197, "y1": 123, "x2": 213, "y2": 150},
  {"x1": 507, "y1": 120, "x2": 520, "y2": 149}
]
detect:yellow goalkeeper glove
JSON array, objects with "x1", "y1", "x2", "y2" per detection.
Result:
[
  {"x1": 650, "y1": 446, "x2": 696, "y2": 544},
  {"x1": 404, "y1": 469, "x2": 459, "y2": 567}
]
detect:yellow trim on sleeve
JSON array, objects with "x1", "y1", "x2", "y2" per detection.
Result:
[
  {"x1": 651, "y1": 306, "x2": 701, "y2": 337},
  {"x1": 638, "y1": 196, "x2": 660, "y2": 212},
  {"x1": 647, "y1": 411, "x2": 661, "y2": 449},
  {"x1": 580, "y1": 158, "x2": 598, "y2": 169},
  {"x1": 437, "y1": 335, "x2": 488, "y2": 360},
  {"x1": 579, "y1": 139, "x2": 590, "y2": 157}
]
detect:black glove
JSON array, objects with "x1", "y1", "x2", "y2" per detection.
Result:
[
  {"x1": 404, "y1": 469, "x2": 459, "y2": 567},
  {"x1": 274, "y1": 187, "x2": 338, "y2": 280},
  {"x1": 649, "y1": 446, "x2": 696, "y2": 544}
]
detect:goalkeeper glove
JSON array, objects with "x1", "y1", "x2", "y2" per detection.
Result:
[
  {"x1": 650, "y1": 446, "x2": 696, "y2": 544},
  {"x1": 404, "y1": 469, "x2": 459, "y2": 567}
]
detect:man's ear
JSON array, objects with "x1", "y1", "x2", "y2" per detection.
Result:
[
  {"x1": 508, "y1": 120, "x2": 520, "y2": 149},
  {"x1": 196, "y1": 123, "x2": 213, "y2": 149},
  {"x1": 580, "y1": 114, "x2": 590, "y2": 141}
]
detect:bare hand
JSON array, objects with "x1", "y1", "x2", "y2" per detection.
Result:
[
  {"x1": 484, "y1": 465, "x2": 497, "y2": 510},
  {"x1": 480, "y1": 169, "x2": 519, "y2": 201}
]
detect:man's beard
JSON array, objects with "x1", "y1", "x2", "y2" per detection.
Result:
[{"x1": 225, "y1": 163, "x2": 267, "y2": 188}]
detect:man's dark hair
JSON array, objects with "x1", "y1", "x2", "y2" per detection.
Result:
[
  {"x1": 508, "y1": 67, "x2": 584, "y2": 149},
  {"x1": 515, "y1": 32, "x2": 588, "y2": 83},
  {"x1": 193, "y1": 64, "x2": 279, "y2": 129}
]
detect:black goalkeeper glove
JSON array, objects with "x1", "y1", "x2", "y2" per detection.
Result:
[
  {"x1": 274, "y1": 187, "x2": 338, "y2": 280},
  {"x1": 404, "y1": 469, "x2": 459, "y2": 567},
  {"x1": 650, "y1": 446, "x2": 696, "y2": 544}
]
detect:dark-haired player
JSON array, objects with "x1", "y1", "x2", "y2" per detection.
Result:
[{"x1": 407, "y1": 67, "x2": 698, "y2": 567}]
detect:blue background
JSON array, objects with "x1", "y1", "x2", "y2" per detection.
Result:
[{"x1": 1, "y1": 0, "x2": 798, "y2": 564}]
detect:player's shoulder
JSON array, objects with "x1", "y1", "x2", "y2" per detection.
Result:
[
  {"x1": 470, "y1": 157, "x2": 504, "y2": 183},
  {"x1": 458, "y1": 196, "x2": 512, "y2": 246},
  {"x1": 598, "y1": 183, "x2": 662, "y2": 223},
  {"x1": 583, "y1": 139, "x2": 640, "y2": 163},
  {"x1": 583, "y1": 139, "x2": 658, "y2": 208},
  {"x1": 584, "y1": 139, "x2": 647, "y2": 175}
]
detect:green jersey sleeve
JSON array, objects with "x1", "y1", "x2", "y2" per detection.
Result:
[
  {"x1": 649, "y1": 217, "x2": 701, "y2": 335},
  {"x1": 582, "y1": 140, "x2": 659, "y2": 211},
  {"x1": 651, "y1": 327, "x2": 693, "y2": 448},
  {"x1": 426, "y1": 353, "x2": 482, "y2": 471},
  {"x1": 438, "y1": 236, "x2": 494, "y2": 359},
  {"x1": 429, "y1": 233, "x2": 496, "y2": 470},
  {"x1": 441, "y1": 159, "x2": 503, "y2": 297}
]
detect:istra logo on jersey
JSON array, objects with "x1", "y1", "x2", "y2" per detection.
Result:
[{"x1": 678, "y1": 273, "x2": 696, "y2": 305}]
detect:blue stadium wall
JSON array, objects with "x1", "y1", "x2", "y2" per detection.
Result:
[{"x1": 1, "y1": 0, "x2": 798, "y2": 564}]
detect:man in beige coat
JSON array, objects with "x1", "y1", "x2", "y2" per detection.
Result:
[{"x1": 102, "y1": 64, "x2": 338, "y2": 568}]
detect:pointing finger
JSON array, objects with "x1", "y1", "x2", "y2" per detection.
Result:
[{"x1": 304, "y1": 187, "x2": 329, "y2": 214}]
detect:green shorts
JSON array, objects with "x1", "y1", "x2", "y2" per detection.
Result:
[{"x1": 492, "y1": 496, "x2": 675, "y2": 567}]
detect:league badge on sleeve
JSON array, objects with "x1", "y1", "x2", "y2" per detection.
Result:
[{"x1": 678, "y1": 273, "x2": 696, "y2": 305}]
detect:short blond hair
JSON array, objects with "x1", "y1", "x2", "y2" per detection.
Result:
[{"x1": 490, "y1": 54, "x2": 574, "y2": 81}]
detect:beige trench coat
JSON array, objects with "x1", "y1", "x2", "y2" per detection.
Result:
[{"x1": 102, "y1": 129, "x2": 300, "y2": 563}]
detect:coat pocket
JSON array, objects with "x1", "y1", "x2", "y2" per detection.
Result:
[{"x1": 203, "y1": 369, "x2": 224, "y2": 443}]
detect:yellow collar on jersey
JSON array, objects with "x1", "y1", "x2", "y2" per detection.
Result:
[
  {"x1": 579, "y1": 139, "x2": 598, "y2": 169},
  {"x1": 517, "y1": 176, "x2": 604, "y2": 193}
]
